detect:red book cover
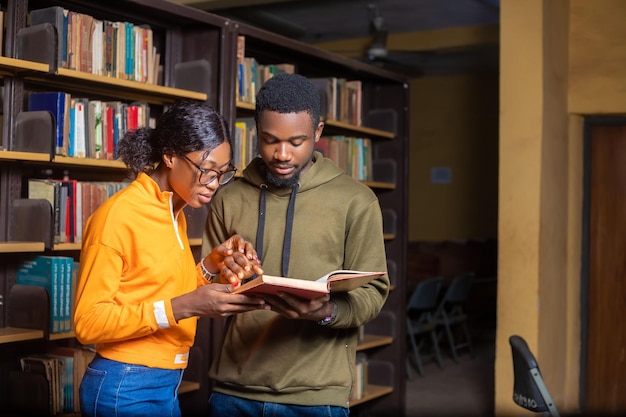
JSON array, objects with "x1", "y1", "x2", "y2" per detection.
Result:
[{"x1": 105, "y1": 106, "x2": 114, "y2": 160}]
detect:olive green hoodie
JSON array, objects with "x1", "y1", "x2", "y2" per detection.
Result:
[{"x1": 203, "y1": 151, "x2": 389, "y2": 407}]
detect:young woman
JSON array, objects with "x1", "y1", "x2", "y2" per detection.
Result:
[{"x1": 74, "y1": 100, "x2": 266, "y2": 417}]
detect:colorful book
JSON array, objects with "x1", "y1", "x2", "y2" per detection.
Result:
[
  {"x1": 28, "y1": 179, "x2": 63, "y2": 244},
  {"x1": 28, "y1": 92, "x2": 70, "y2": 156},
  {"x1": 17, "y1": 256, "x2": 62, "y2": 333}
]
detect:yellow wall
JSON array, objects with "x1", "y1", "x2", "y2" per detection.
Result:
[
  {"x1": 497, "y1": 0, "x2": 572, "y2": 414},
  {"x1": 408, "y1": 74, "x2": 498, "y2": 241},
  {"x1": 497, "y1": 0, "x2": 626, "y2": 415}
]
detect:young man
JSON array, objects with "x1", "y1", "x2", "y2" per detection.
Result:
[{"x1": 204, "y1": 73, "x2": 389, "y2": 416}]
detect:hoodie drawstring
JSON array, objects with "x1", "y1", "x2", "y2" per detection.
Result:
[{"x1": 255, "y1": 183, "x2": 299, "y2": 277}]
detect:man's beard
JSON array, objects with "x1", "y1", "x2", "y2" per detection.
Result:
[{"x1": 260, "y1": 163, "x2": 301, "y2": 188}]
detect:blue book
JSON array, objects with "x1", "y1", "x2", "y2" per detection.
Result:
[
  {"x1": 61, "y1": 257, "x2": 74, "y2": 332},
  {"x1": 28, "y1": 92, "x2": 69, "y2": 156},
  {"x1": 125, "y1": 22, "x2": 134, "y2": 80},
  {"x1": 17, "y1": 256, "x2": 62, "y2": 333}
]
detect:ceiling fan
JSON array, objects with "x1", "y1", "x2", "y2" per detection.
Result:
[
  {"x1": 358, "y1": 3, "x2": 498, "y2": 76},
  {"x1": 357, "y1": 4, "x2": 435, "y2": 76}
]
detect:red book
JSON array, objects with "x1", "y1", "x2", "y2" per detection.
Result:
[{"x1": 105, "y1": 106, "x2": 114, "y2": 160}]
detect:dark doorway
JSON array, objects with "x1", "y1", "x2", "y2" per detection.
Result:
[{"x1": 582, "y1": 117, "x2": 626, "y2": 413}]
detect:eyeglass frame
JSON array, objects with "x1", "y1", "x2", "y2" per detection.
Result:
[{"x1": 180, "y1": 154, "x2": 237, "y2": 185}]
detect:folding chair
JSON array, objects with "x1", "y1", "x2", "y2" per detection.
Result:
[
  {"x1": 509, "y1": 335, "x2": 560, "y2": 417},
  {"x1": 433, "y1": 272, "x2": 475, "y2": 363},
  {"x1": 405, "y1": 276, "x2": 444, "y2": 378}
]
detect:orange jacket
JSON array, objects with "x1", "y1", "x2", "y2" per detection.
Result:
[{"x1": 74, "y1": 173, "x2": 207, "y2": 369}]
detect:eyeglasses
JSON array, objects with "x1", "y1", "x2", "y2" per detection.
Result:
[{"x1": 180, "y1": 154, "x2": 237, "y2": 185}]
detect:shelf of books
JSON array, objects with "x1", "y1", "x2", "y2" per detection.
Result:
[{"x1": 0, "y1": 0, "x2": 231, "y2": 413}]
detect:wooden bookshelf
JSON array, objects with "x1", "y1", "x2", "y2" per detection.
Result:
[
  {"x1": 188, "y1": 238, "x2": 203, "y2": 247},
  {"x1": 52, "y1": 156, "x2": 127, "y2": 169},
  {"x1": 21, "y1": 67, "x2": 207, "y2": 105},
  {"x1": 0, "y1": 150, "x2": 51, "y2": 162},
  {"x1": 53, "y1": 243, "x2": 82, "y2": 251},
  {"x1": 0, "y1": 242, "x2": 45, "y2": 253},
  {"x1": 0, "y1": 327, "x2": 44, "y2": 344},
  {"x1": 0, "y1": 56, "x2": 49, "y2": 74},
  {"x1": 363, "y1": 180, "x2": 396, "y2": 190},
  {"x1": 324, "y1": 119, "x2": 395, "y2": 140},
  {"x1": 357, "y1": 334, "x2": 393, "y2": 351},
  {"x1": 49, "y1": 331, "x2": 76, "y2": 341},
  {"x1": 350, "y1": 385, "x2": 394, "y2": 407},
  {"x1": 179, "y1": 380, "x2": 201, "y2": 394}
]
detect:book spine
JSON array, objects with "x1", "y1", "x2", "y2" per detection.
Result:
[{"x1": 53, "y1": 183, "x2": 62, "y2": 244}]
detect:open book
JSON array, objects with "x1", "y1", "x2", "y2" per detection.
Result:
[{"x1": 232, "y1": 270, "x2": 386, "y2": 299}]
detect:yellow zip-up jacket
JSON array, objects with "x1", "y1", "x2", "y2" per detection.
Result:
[{"x1": 74, "y1": 173, "x2": 207, "y2": 369}]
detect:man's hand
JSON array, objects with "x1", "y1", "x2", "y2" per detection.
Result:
[{"x1": 261, "y1": 292, "x2": 334, "y2": 322}]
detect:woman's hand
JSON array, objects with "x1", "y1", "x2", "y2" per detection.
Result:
[
  {"x1": 204, "y1": 234, "x2": 264, "y2": 283},
  {"x1": 172, "y1": 283, "x2": 270, "y2": 321}
]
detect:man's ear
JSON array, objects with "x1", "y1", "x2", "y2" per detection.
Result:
[{"x1": 314, "y1": 121, "x2": 325, "y2": 142}]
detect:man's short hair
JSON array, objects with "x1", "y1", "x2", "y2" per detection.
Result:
[{"x1": 255, "y1": 73, "x2": 321, "y2": 128}]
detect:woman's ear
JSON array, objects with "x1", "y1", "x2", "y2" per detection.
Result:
[{"x1": 162, "y1": 153, "x2": 175, "y2": 168}]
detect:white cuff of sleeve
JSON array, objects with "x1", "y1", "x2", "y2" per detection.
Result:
[{"x1": 153, "y1": 300, "x2": 170, "y2": 329}]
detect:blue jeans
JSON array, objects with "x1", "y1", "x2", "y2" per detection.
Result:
[
  {"x1": 208, "y1": 392, "x2": 350, "y2": 417},
  {"x1": 79, "y1": 355, "x2": 184, "y2": 417}
]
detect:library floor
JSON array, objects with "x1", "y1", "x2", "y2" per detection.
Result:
[{"x1": 404, "y1": 332, "x2": 496, "y2": 417}]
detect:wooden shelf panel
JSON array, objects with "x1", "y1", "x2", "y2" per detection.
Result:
[
  {"x1": 357, "y1": 334, "x2": 393, "y2": 351},
  {"x1": 47, "y1": 69, "x2": 206, "y2": 104},
  {"x1": 0, "y1": 57, "x2": 206, "y2": 104},
  {"x1": 0, "y1": 241, "x2": 45, "y2": 253},
  {"x1": 235, "y1": 101, "x2": 395, "y2": 140},
  {"x1": 0, "y1": 327, "x2": 44, "y2": 344},
  {"x1": 179, "y1": 380, "x2": 201, "y2": 394},
  {"x1": 49, "y1": 331, "x2": 76, "y2": 341},
  {"x1": 0, "y1": 150, "x2": 128, "y2": 170},
  {"x1": 189, "y1": 238, "x2": 203, "y2": 247},
  {"x1": 236, "y1": 101, "x2": 256, "y2": 111},
  {"x1": 52, "y1": 156, "x2": 127, "y2": 169},
  {"x1": 0, "y1": 56, "x2": 49, "y2": 74},
  {"x1": 324, "y1": 119, "x2": 395, "y2": 140},
  {"x1": 350, "y1": 384, "x2": 393, "y2": 407},
  {"x1": 0, "y1": 150, "x2": 51, "y2": 162},
  {"x1": 53, "y1": 243, "x2": 82, "y2": 251},
  {"x1": 362, "y1": 180, "x2": 396, "y2": 190}
]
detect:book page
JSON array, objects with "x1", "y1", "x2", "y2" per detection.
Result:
[{"x1": 316, "y1": 270, "x2": 385, "y2": 283}]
